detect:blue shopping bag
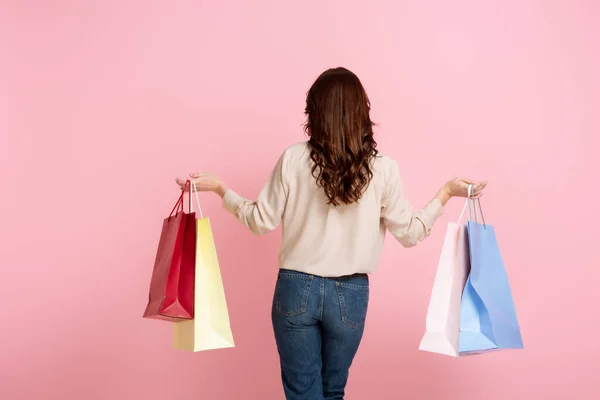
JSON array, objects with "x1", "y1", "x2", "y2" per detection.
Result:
[{"x1": 458, "y1": 194, "x2": 524, "y2": 353}]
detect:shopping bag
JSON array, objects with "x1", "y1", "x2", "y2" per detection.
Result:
[
  {"x1": 419, "y1": 200, "x2": 471, "y2": 357},
  {"x1": 173, "y1": 182, "x2": 235, "y2": 351},
  {"x1": 143, "y1": 181, "x2": 196, "y2": 321},
  {"x1": 458, "y1": 196, "x2": 524, "y2": 353}
]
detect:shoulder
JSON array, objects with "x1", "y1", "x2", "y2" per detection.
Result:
[
  {"x1": 372, "y1": 152, "x2": 399, "y2": 178},
  {"x1": 279, "y1": 142, "x2": 310, "y2": 169},
  {"x1": 282, "y1": 142, "x2": 309, "y2": 159}
]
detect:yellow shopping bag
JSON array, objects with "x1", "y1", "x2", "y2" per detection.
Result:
[{"x1": 173, "y1": 185, "x2": 234, "y2": 352}]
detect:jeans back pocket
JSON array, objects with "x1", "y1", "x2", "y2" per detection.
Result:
[
  {"x1": 275, "y1": 272, "x2": 314, "y2": 317},
  {"x1": 335, "y1": 282, "x2": 369, "y2": 329}
]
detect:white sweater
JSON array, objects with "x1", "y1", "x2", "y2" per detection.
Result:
[{"x1": 222, "y1": 142, "x2": 444, "y2": 277}]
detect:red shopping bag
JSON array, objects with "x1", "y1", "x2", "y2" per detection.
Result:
[{"x1": 143, "y1": 181, "x2": 196, "y2": 321}]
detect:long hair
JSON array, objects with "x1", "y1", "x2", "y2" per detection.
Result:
[{"x1": 304, "y1": 67, "x2": 378, "y2": 206}]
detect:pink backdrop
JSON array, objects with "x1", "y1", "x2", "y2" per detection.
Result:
[{"x1": 2, "y1": 1, "x2": 599, "y2": 399}]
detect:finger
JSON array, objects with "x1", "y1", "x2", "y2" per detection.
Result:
[
  {"x1": 472, "y1": 185, "x2": 484, "y2": 195},
  {"x1": 175, "y1": 179, "x2": 189, "y2": 191},
  {"x1": 472, "y1": 184, "x2": 487, "y2": 197},
  {"x1": 190, "y1": 172, "x2": 205, "y2": 178}
]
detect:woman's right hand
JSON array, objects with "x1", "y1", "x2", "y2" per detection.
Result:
[
  {"x1": 435, "y1": 178, "x2": 487, "y2": 206},
  {"x1": 444, "y1": 178, "x2": 487, "y2": 198}
]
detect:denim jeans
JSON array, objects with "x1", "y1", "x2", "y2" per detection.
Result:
[{"x1": 271, "y1": 269, "x2": 369, "y2": 400}]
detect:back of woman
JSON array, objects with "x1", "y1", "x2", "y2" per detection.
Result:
[
  {"x1": 256, "y1": 142, "x2": 441, "y2": 278},
  {"x1": 178, "y1": 67, "x2": 486, "y2": 400}
]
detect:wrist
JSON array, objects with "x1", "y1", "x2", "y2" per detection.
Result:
[
  {"x1": 214, "y1": 181, "x2": 228, "y2": 198},
  {"x1": 435, "y1": 185, "x2": 452, "y2": 206}
]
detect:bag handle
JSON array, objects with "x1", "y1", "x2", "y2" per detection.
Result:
[
  {"x1": 466, "y1": 184, "x2": 486, "y2": 227},
  {"x1": 169, "y1": 180, "x2": 192, "y2": 217},
  {"x1": 457, "y1": 184, "x2": 472, "y2": 223},
  {"x1": 189, "y1": 180, "x2": 204, "y2": 218},
  {"x1": 457, "y1": 184, "x2": 486, "y2": 227}
]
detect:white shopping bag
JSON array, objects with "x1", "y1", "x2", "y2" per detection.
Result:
[{"x1": 419, "y1": 199, "x2": 471, "y2": 357}]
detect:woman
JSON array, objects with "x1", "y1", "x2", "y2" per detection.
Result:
[{"x1": 177, "y1": 67, "x2": 486, "y2": 400}]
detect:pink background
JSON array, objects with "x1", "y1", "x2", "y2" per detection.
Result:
[{"x1": 2, "y1": 1, "x2": 599, "y2": 399}]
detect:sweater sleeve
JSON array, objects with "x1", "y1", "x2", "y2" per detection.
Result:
[
  {"x1": 222, "y1": 152, "x2": 289, "y2": 235},
  {"x1": 381, "y1": 161, "x2": 445, "y2": 247}
]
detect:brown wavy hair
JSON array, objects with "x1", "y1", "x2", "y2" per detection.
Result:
[{"x1": 304, "y1": 67, "x2": 378, "y2": 206}]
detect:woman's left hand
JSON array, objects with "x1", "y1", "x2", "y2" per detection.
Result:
[{"x1": 176, "y1": 173, "x2": 228, "y2": 197}]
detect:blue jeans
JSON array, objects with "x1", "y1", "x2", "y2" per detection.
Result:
[{"x1": 271, "y1": 269, "x2": 369, "y2": 400}]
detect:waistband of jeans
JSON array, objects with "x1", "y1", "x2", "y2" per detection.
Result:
[
  {"x1": 327, "y1": 273, "x2": 368, "y2": 281},
  {"x1": 279, "y1": 269, "x2": 368, "y2": 280}
]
